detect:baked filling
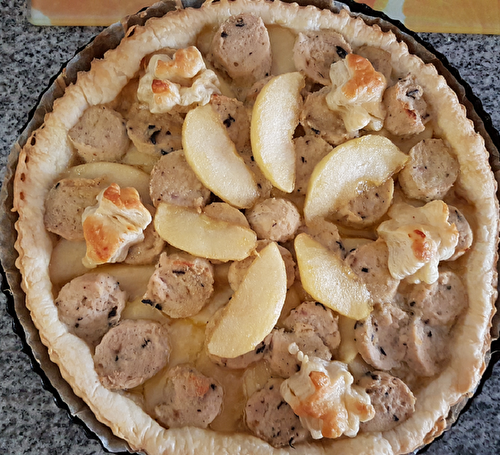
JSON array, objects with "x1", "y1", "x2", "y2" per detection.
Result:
[{"x1": 13, "y1": 1, "x2": 499, "y2": 454}]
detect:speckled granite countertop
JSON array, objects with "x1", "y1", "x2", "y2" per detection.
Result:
[{"x1": 1, "y1": 0, "x2": 499, "y2": 454}]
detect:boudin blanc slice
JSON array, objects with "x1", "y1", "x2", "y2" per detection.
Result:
[
  {"x1": 124, "y1": 205, "x2": 166, "y2": 265},
  {"x1": 282, "y1": 301, "x2": 341, "y2": 352},
  {"x1": 265, "y1": 326, "x2": 333, "y2": 378},
  {"x1": 246, "y1": 198, "x2": 301, "y2": 243},
  {"x1": 126, "y1": 103, "x2": 183, "y2": 156},
  {"x1": 142, "y1": 252, "x2": 214, "y2": 318},
  {"x1": 209, "y1": 13, "x2": 272, "y2": 86},
  {"x1": 300, "y1": 87, "x2": 355, "y2": 146},
  {"x1": 354, "y1": 304, "x2": 409, "y2": 371},
  {"x1": 404, "y1": 316, "x2": 449, "y2": 377},
  {"x1": 55, "y1": 273, "x2": 127, "y2": 347},
  {"x1": 398, "y1": 138, "x2": 459, "y2": 202},
  {"x1": 94, "y1": 319, "x2": 170, "y2": 390},
  {"x1": 245, "y1": 378, "x2": 309, "y2": 448},
  {"x1": 149, "y1": 150, "x2": 211, "y2": 209},
  {"x1": 383, "y1": 75, "x2": 430, "y2": 137},
  {"x1": 293, "y1": 135, "x2": 333, "y2": 197},
  {"x1": 356, "y1": 45, "x2": 393, "y2": 83},
  {"x1": 346, "y1": 239, "x2": 400, "y2": 304},
  {"x1": 293, "y1": 30, "x2": 352, "y2": 86},
  {"x1": 210, "y1": 94, "x2": 251, "y2": 150},
  {"x1": 334, "y1": 178, "x2": 394, "y2": 229},
  {"x1": 155, "y1": 364, "x2": 223, "y2": 429},
  {"x1": 68, "y1": 105, "x2": 129, "y2": 163},
  {"x1": 44, "y1": 177, "x2": 104, "y2": 241},
  {"x1": 358, "y1": 371, "x2": 416, "y2": 432},
  {"x1": 405, "y1": 270, "x2": 468, "y2": 326}
]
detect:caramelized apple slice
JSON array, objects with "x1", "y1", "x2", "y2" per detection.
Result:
[
  {"x1": 251, "y1": 72, "x2": 305, "y2": 193},
  {"x1": 206, "y1": 242, "x2": 287, "y2": 358},
  {"x1": 304, "y1": 135, "x2": 407, "y2": 222},
  {"x1": 154, "y1": 202, "x2": 257, "y2": 261},
  {"x1": 183, "y1": 104, "x2": 259, "y2": 209},
  {"x1": 295, "y1": 233, "x2": 372, "y2": 320}
]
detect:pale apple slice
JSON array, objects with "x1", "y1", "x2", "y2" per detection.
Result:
[
  {"x1": 143, "y1": 366, "x2": 170, "y2": 417},
  {"x1": 276, "y1": 285, "x2": 302, "y2": 327},
  {"x1": 268, "y1": 25, "x2": 297, "y2": 75},
  {"x1": 121, "y1": 144, "x2": 159, "y2": 174},
  {"x1": 63, "y1": 162, "x2": 152, "y2": 205},
  {"x1": 251, "y1": 72, "x2": 305, "y2": 193},
  {"x1": 50, "y1": 241, "x2": 155, "y2": 295},
  {"x1": 206, "y1": 242, "x2": 287, "y2": 358},
  {"x1": 303, "y1": 135, "x2": 408, "y2": 222},
  {"x1": 167, "y1": 319, "x2": 206, "y2": 367},
  {"x1": 154, "y1": 202, "x2": 257, "y2": 261},
  {"x1": 242, "y1": 361, "x2": 273, "y2": 399},
  {"x1": 92, "y1": 264, "x2": 155, "y2": 301},
  {"x1": 121, "y1": 297, "x2": 170, "y2": 325},
  {"x1": 295, "y1": 233, "x2": 372, "y2": 320},
  {"x1": 337, "y1": 315, "x2": 358, "y2": 363},
  {"x1": 183, "y1": 104, "x2": 259, "y2": 209},
  {"x1": 188, "y1": 283, "x2": 233, "y2": 326},
  {"x1": 49, "y1": 239, "x2": 88, "y2": 286}
]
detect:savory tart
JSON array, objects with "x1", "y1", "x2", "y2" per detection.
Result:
[{"x1": 12, "y1": 0, "x2": 499, "y2": 454}]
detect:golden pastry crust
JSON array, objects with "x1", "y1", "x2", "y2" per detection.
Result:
[{"x1": 12, "y1": 1, "x2": 499, "y2": 454}]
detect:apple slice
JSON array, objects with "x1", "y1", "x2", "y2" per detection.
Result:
[
  {"x1": 251, "y1": 72, "x2": 305, "y2": 193},
  {"x1": 49, "y1": 241, "x2": 155, "y2": 294},
  {"x1": 63, "y1": 162, "x2": 152, "y2": 205},
  {"x1": 183, "y1": 104, "x2": 259, "y2": 209},
  {"x1": 167, "y1": 319, "x2": 206, "y2": 367},
  {"x1": 243, "y1": 361, "x2": 273, "y2": 399},
  {"x1": 268, "y1": 25, "x2": 297, "y2": 75},
  {"x1": 92, "y1": 264, "x2": 155, "y2": 301},
  {"x1": 121, "y1": 144, "x2": 159, "y2": 174},
  {"x1": 337, "y1": 315, "x2": 358, "y2": 363},
  {"x1": 295, "y1": 233, "x2": 372, "y2": 320},
  {"x1": 303, "y1": 135, "x2": 408, "y2": 222},
  {"x1": 49, "y1": 239, "x2": 88, "y2": 286},
  {"x1": 154, "y1": 202, "x2": 257, "y2": 261},
  {"x1": 206, "y1": 242, "x2": 287, "y2": 358},
  {"x1": 188, "y1": 283, "x2": 234, "y2": 326},
  {"x1": 121, "y1": 297, "x2": 170, "y2": 325}
]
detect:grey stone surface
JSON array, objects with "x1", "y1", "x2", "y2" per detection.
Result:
[{"x1": 0, "y1": 0, "x2": 499, "y2": 453}]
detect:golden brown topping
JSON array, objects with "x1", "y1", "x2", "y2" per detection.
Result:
[
  {"x1": 342, "y1": 54, "x2": 386, "y2": 100},
  {"x1": 377, "y1": 201, "x2": 459, "y2": 284},
  {"x1": 326, "y1": 54, "x2": 387, "y2": 133},
  {"x1": 82, "y1": 183, "x2": 152, "y2": 267},
  {"x1": 138, "y1": 47, "x2": 220, "y2": 113},
  {"x1": 281, "y1": 353, "x2": 374, "y2": 439}
]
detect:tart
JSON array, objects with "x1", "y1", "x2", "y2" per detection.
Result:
[{"x1": 12, "y1": 0, "x2": 499, "y2": 454}]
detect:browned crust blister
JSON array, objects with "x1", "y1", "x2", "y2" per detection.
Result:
[{"x1": 11, "y1": 0, "x2": 499, "y2": 454}]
